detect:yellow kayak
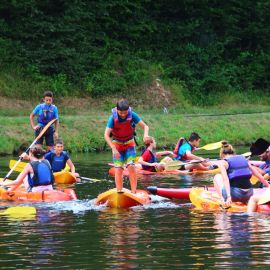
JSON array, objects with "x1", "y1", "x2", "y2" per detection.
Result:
[
  {"x1": 189, "y1": 187, "x2": 270, "y2": 212},
  {"x1": 96, "y1": 188, "x2": 151, "y2": 208}
]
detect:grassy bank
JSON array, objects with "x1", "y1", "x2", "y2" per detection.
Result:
[{"x1": 1, "y1": 110, "x2": 270, "y2": 155}]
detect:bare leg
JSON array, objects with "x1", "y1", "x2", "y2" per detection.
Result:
[
  {"x1": 213, "y1": 174, "x2": 224, "y2": 199},
  {"x1": 247, "y1": 195, "x2": 260, "y2": 213},
  {"x1": 127, "y1": 164, "x2": 137, "y2": 193},
  {"x1": 115, "y1": 167, "x2": 124, "y2": 192}
]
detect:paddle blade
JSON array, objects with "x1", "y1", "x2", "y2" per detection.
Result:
[
  {"x1": 165, "y1": 161, "x2": 185, "y2": 171},
  {"x1": 0, "y1": 206, "x2": 36, "y2": 219},
  {"x1": 250, "y1": 175, "x2": 259, "y2": 185},
  {"x1": 9, "y1": 160, "x2": 27, "y2": 173},
  {"x1": 198, "y1": 141, "x2": 223, "y2": 151}
]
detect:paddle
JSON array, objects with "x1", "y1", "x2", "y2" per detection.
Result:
[
  {"x1": 196, "y1": 141, "x2": 223, "y2": 151},
  {"x1": 2, "y1": 118, "x2": 57, "y2": 182},
  {"x1": 9, "y1": 160, "x2": 103, "y2": 183},
  {"x1": 0, "y1": 206, "x2": 36, "y2": 219},
  {"x1": 78, "y1": 176, "x2": 105, "y2": 182},
  {"x1": 165, "y1": 160, "x2": 204, "y2": 171},
  {"x1": 9, "y1": 159, "x2": 70, "y2": 173}
]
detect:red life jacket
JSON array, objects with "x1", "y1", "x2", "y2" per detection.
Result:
[
  {"x1": 111, "y1": 107, "x2": 135, "y2": 142},
  {"x1": 173, "y1": 137, "x2": 186, "y2": 158}
]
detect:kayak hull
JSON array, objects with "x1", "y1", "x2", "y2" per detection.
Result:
[
  {"x1": 54, "y1": 171, "x2": 77, "y2": 184},
  {"x1": 0, "y1": 187, "x2": 77, "y2": 202},
  {"x1": 109, "y1": 167, "x2": 220, "y2": 177},
  {"x1": 147, "y1": 186, "x2": 216, "y2": 200},
  {"x1": 189, "y1": 187, "x2": 270, "y2": 212},
  {"x1": 96, "y1": 188, "x2": 151, "y2": 208}
]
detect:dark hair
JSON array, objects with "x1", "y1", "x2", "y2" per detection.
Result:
[
  {"x1": 30, "y1": 146, "x2": 46, "y2": 159},
  {"x1": 54, "y1": 139, "x2": 64, "y2": 146},
  {"x1": 189, "y1": 132, "x2": 201, "y2": 142},
  {"x1": 220, "y1": 141, "x2": 235, "y2": 157},
  {"x1": 43, "y1": 91, "x2": 53, "y2": 98},
  {"x1": 116, "y1": 99, "x2": 129, "y2": 111}
]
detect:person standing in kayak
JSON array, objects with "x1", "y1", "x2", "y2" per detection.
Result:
[
  {"x1": 104, "y1": 99, "x2": 149, "y2": 193},
  {"x1": 0, "y1": 146, "x2": 54, "y2": 192},
  {"x1": 30, "y1": 90, "x2": 59, "y2": 151},
  {"x1": 214, "y1": 142, "x2": 268, "y2": 208}
]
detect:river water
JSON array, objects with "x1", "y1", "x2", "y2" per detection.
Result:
[{"x1": 0, "y1": 151, "x2": 270, "y2": 269}]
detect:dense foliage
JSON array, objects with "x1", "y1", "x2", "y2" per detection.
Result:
[{"x1": 0, "y1": 0, "x2": 269, "y2": 104}]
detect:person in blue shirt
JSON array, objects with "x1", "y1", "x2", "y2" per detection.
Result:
[
  {"x1": 30, "y1": 91, "x2": 59, "y2": 151},
  {"x1": 176, "y1": 132, "x2": 215, "y2": 171},
  {"x1": 45, "y1": 139, "x2": 77, "y2": 175}
]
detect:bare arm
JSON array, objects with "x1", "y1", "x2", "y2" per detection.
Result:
[
  {"x1": 156, "y1": 151, "x2": 174, "y2": 158},
  {"x1": 219, "y1": 160, "x2": 231, "y2": 199},
  {"x1": 138, "y1": 157, "x2": 158, "y2": 168},
  {"x1": 1, "y1": 164, "x2": 32, "y2": 190},
  {"x1": 185, "y1": 151, "x2": 205, "y2": 161},
  {"x1": 249, "y1": 164, "x2": 270, "y2": 187},
  {"x1": 104, "y1": 127, "x2": 120, "y2": 158},
  {"x1": 30, "y1": 113, "x2": 39, "y2": 130},
  {"x1": 66, "y1": 159, "x2": 75, "y2": 174},
  {"x1": 137, "y1": 120, "x2": 149, "y2": 142}
]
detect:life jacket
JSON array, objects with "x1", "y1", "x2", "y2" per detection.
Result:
[
  {"x1": 226, "y1": 155, "x2": 252, "y2": 189},
  {"x1": 46, "y1": 150, "x2": 69, "y2": 172},
  {"x1": 176, "y1": 141, "x2": 195, "y2": 161},
  {"x1": 28, "y1": 160, "x2": 54, "y2": 188},
  {"x1": 111, "y1": 107, "x2": 135, "y2": 142},
  {"x1": 37, "y1": 103, "x2": 57, "y2": 125},
  {"x1": 173, "y1": 137, "x2": 185, "y2": 158},
  {"x1": 141, "y1": 148, "x2": 157, "y2": 171}
]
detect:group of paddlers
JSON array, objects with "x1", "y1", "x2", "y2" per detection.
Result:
[{"x1": 1, "y1": 92, "x2": 270, "y2": 212}]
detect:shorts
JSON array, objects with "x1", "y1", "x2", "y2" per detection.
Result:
[
  {"x1": 113, "y1": 140, "x2": 136, "y2": 167},
  {"x1": 35, "y1": 126, "x2": 54, "y2": 147},
  {"x1": 222, "y1": 186, "x2": 253, "y2": 204}
]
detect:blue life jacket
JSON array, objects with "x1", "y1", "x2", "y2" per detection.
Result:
[
  {"x1": 226, "y1": 155, "x2": 252, "y2": 189},
  {"x1": 111, "y1": 107, "x2": 135, "y2": 141},
  {"x1": 141, "y1": 149, "x2": 157, "y2": 171},
  {"x1": 37, "y1": 103, "x2": 57, "y2": 125},
  {"x1": 45, "y1": 150, "x2": 69, "y2": 172},
  {"x1": 28, "y1": 160, "x2": 54, "y2": 188}
]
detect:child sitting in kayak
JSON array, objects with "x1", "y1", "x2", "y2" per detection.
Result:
[
  {"x1": 138, "y1": 136, "x2": 175, "y2": 172},
  {"x1": 175, "y1": 132, "x2": 215, "y2": 171},
  {"x1": 0, "y1": 146, "x2": 54, "y2": 192},
  {"x1": 213, "y1": 141, "x2": 268, "y2": 208},
  {"x1": 44, "y1": 139, "x2": 79, "y2": 179}
]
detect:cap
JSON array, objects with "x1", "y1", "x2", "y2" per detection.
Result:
[{"x1": 250, "y1": 138, "x2": 270, "y2": 156}]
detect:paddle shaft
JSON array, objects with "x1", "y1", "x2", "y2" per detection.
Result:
[
  {"x1": 3, "y1": 118, "x2": 57, "y2": 181},
  {"x1": 79, "y1": 176, "x2": 104, "y2": 182}
]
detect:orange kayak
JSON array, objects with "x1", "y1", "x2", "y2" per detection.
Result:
[
  {"x1": 189, "y1": 187, "x2": 270, "y2": 213},
  {"x1": 54, "y1": 171, "x2": 77, "y2": 184},
  {"x1": 0, "y1": 186, "x2": 77, "y2": 202},
  {"x1": 108, "y1": 167, "x2": 220, "y2": 177},
  {"x1": 96, "y1": 188, "x2": 151, "y2": 208}
]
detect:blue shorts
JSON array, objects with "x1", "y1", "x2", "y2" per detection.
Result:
[
  {"x1": 35, "y1": 126, "x2": 54, "y2": 147},
  {"x1": 222, "y1": 187, "x2": 253, "y2": 204}
]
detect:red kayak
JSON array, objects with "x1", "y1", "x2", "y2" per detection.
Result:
[
  {"x1": 147, "y1": 186, "x2": 216, "y2": 199},
  {"x1": 147, "y1": 186, "x2": 268, "y2": 200}
]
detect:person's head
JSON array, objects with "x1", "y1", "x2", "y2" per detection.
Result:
[
  {"x1": 29, "y1": 146, "x2": 46, "y2": 160},
  {"x1": 116, "y1": 99, "x2": 130, "y2": 119},
  {"x1": 250, "y1": 138, "x2": 270, "y2": 161},
  {"x1": 219, "y1": 141, "x2": 235, "y2": 159},
  {"x1": 188, "y1": 132, "x2": 201, "y2": 147},
  {"x1": 144, "y1": 136, "x2": 156, "y2": 148},
  {"x1": 43, "y1": 90, "x2": 54, "y2": 105},
  {"x1": 54, "y1": 139, "x2": 64, "y2": 154}
]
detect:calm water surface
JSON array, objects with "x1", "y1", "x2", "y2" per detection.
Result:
[{"x1": 0, "y1": 150, "x2": 270, "y2": 269}]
